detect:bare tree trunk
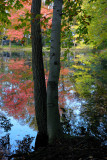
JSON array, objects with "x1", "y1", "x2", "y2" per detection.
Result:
[
  {"x1": 31, "y1": 0, "x2": 47, "y2": 137},
  {"x1": 47, "y1": 0, "x2": 63, "y2": 143},
  {"x1": 9, "y1": 40, "x2": 11, "y2": 48}
]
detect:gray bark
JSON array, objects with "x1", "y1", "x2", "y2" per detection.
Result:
[
  {"x1": 31, "y1": 0, "x2": 47, "y2": 135},
  {"x1": 47, "y1": 0, "x2": 63, "y2": 142},
  {"x1": 9, "y1": 40, "x2": 11, "y2": 48}
]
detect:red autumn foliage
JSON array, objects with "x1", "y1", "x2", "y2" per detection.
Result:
[
  {"x1": 6, "y1": 0, "x2": 53, "y2": 41},
  {"x1": 1, "y1": 59, "x2": 34, "y2": 119},
  {"x1": 0, "y1": 58, "x2": 73, "y2": 119}
]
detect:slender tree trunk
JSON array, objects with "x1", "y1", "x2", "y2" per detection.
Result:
[
  {"x1": 31, "y1": 0, "x2": 47, "y2": 136},
  {"x1": 9, "y1": 40, "x2": 11, "y2": 48},
  {"x1": 1, "y1": 37, "x2": 3, "y2": 46},
  {"x1": 47, "y1": 0, "x2": 63, "y2": 143}
]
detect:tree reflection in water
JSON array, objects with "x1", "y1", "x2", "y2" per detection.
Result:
[
  {"x1": 0, "y1": 115, "x2": 13, "y2": 132},
  {"x1": 0, "y1": 134, "x2": 11, "y2": 159},
  {"x1": 0, "y1": 115, "x2": 12, "y2": 158},
  {"x1": 64, "y1": 50, "x2": 107, "y2": 145},
  {"x1": 0, "y1": 50, "x2": 107, "y2": 159},
  {"x1": 16, "y1": 135, "x2": 34, "y2": 154},
  {"x1": 0, "y1": 134, "x2": 35, "y2": 159}
]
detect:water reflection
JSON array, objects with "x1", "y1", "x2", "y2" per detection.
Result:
[
  {"x1": 0, "y1": 115, "x2": 13, "y2": 132},
  {"x1": 0, "y1": 51, "x2": 37, "y2": 157},
  {"x1": 0, "y1": 49, "x2": 107, "y2": 158},
  {"x1": 0, "y1": 134, "x2": 11, "y2": 159},
  {"x1": 67, "y1": 50, "x2": 107, "y2": 144},
  {"x1": 16, "y1": 135, "x2": 35, "y2": 154},
  {"x1": 0, "y1": 134, "x2": 35, "y2": 160},
  {"x1": 0, "y1": 109, "x2": 37, "y2": 153}
]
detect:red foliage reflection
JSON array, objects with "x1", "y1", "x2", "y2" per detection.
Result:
[
  {"x1": 0, "y1": 58, "x2": 73, "y2": 119},
  {"x1": 1, "y1": 59, "x2": 34, "y2": 119}
]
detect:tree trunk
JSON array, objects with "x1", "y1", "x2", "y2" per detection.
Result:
[
  {"x1": 9, "y1": 40, "x2": 11, "y2": 48},
  {"x1": 1, "y1": 37, "x2": 3, "y2": 46},
  {"x1": 47, "y1": 0, "x2": 63, "y2": 143},
  {"x1": 31, "y1": 0, "x2": 47, "y2": 136}
]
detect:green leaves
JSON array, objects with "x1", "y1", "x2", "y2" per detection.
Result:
[
  {"x1": 14, "y1": 0, "x2": 23, "y2": 9},
  {"x1": 45, "y1": 0, "x2": 54, "y2": 5},
  {"x1": 0, "y1": 0, "x2": 24, "y2": 29},
  {"x1": 82, "y1": 0, "x2": 107, "y2": 48},
  {"x1": 72, "y1": 49, "x2": 107, "y2": 99}
]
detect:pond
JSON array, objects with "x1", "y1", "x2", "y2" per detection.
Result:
[{"x1": 0, "y1": 50, "x2": 107, "y2": 158}]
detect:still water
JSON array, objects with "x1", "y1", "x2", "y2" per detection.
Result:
[
  {"x1": 0, "y1": 50, "x2": 107, "y2": 157},
  {"x1": 0, "y1": 51, "x2": 38, "y2": 158}
]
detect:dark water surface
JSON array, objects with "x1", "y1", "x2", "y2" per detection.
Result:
[{"x1": 0, "y1": 50, "x2": 107, "y2": 158}]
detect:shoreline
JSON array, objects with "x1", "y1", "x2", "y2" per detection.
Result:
[
  {"x1": 0, "y1": 45, "x2": 92, "y2": 54},
  {"x1": 0, "y1": 46, "x2": 32, "y2": 52}
]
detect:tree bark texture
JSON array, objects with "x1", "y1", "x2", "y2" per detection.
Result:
[
  {"x1": 31, "y1": 0, "x2": 47, "y2": 135},
  {"x1": 47, "y1": 0, "x2": 63, "y2": 142}
]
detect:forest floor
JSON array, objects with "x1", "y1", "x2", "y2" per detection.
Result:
[{"x1": 5, "y1": 136, "x2": 107, "y2": 160}]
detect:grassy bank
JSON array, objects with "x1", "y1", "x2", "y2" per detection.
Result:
[
  {"x1": 0, "y1": 45, "x2": 32, "y2": 52},
  {"x1": 0, "y1": 45, "x2": 50, "y2": 53},
  {"x1": 0, "y1": 43, "x2": 93, "y2": 54}
]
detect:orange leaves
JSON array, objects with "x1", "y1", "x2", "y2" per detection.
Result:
[
  {"x1": 6, "y1": 1, "x2": 31, "y2": 41},
  {"x1": 6, "y1": 1, "x2": 53, "y2": 40},
  {"x1": 60, "y1": 68, "x2": 69, "y2": 76},
  {"x1": 21, "y1": 0, "x2": 32, "y2": 5},
  {"x1": 7, "y1": 29, "x2": 25, "y2": 41},
  {"x1": 41, "y1": 6, "x2": 53, "y2": 29},
  {"x1": 9, "y1": 59, "x2": 24, "y2": 69}
]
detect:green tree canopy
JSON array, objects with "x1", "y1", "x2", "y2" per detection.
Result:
[{"x1": 82, "y1": 0, "x2": 107, "y2": 48}]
